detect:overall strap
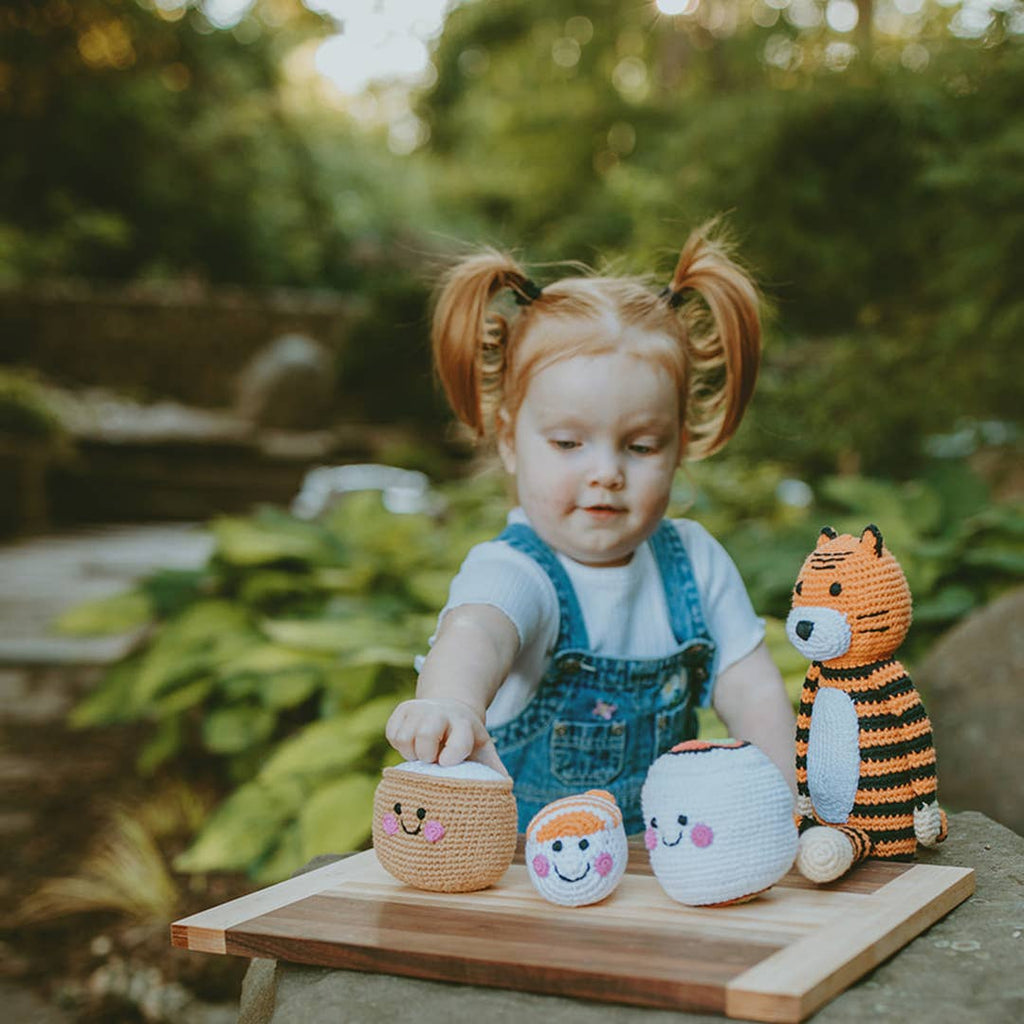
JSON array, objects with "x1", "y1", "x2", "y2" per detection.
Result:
[
  {"x1": 496, "y1": 523, "x2": 590, "y2": 651},
  {"x1": 648, "y1": 520, "x2": 713, "y2": 645}
]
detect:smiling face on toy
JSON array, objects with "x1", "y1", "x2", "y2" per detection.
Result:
[
  {"x1": 641, "y1": 740, "x2": 797, "y2": 906},
  {"x1": 525, "y1": 790, "x2": 628, "y2": 907},
  {"x1": 372, "y1": 761, "x2": 517, "y2": 893}
]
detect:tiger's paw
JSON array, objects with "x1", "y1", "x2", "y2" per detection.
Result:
[
  {"x1": 914, "y1": 801, "x2": 947, "y2": 847},
  {"x1": 795, "y1": 826, "x2": 855, "y2": 883}
]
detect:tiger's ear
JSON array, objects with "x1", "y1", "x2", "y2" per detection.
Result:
[
  {"x1": 816, "y1": 526, "x2": 838, "y2": 549},
  {"x1": 860, "y1": 524, "x2": 884, "y2": 557}
]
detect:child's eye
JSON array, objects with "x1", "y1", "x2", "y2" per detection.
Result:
[
  {"x1": 628, "y1": 443, "x2": 655, "y2": 455},
  {"x1": 549, "y1": 439, "x2": 578, "y2": 451}
]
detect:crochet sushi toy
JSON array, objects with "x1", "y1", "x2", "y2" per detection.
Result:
[
  {"x1": 372, "y1": 760, "x2": 517, "y2": 892},
  {"x1": 786, "y1": 525, "x2": 948, "y2": 883},
  {"x1": 641, "y1": 740, "x2": 797, "y2": 906},
  {"x1": 525, "y1": 790, "x2": 628, "y2": 907}
]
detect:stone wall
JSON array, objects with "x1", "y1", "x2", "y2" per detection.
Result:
[{"x1": 0, "y1": 282, "x2": 351, "y2": 407}]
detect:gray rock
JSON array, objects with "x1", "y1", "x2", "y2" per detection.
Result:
[
  {"x1": 919, "y1": 587, "x2": 1024, "y2": 836},
  {"x1": 236, "y1": 335, "x2": 336, "y2": 431},
  {"x1": 237, "y1": 811, "x2": 1023, "y2": 1024}
]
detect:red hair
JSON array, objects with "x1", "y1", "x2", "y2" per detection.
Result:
[{"x1": 431, "y1": 224, "x2": 761, "y2": 460}]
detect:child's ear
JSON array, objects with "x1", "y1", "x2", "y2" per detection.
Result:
[
  {"x1": 496, "y1": 408, "x2": 516, "y2": 474},
  {"x1": 676, "y1": 427, "x2": 688, "y2": 465}
]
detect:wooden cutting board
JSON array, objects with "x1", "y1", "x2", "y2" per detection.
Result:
[{"x1": 172, "y1": 840, "x2": 973, "y2": 1023}]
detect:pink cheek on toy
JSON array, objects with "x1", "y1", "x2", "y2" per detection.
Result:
[
  {"x1": 644, "y1": 828, "x2": 658, "y2": 851},
  {"x1": 594, "y1": 852, "x2": 614, "y2": 877},
  {"x1": 423, "y1": 820, "x2": 445, "y2": 843},
  {"x1": 691, "y1": 823, "x2": 714, "y2": 848},
  {"x1": 532, "y1": 854, "x2": 550, "y2": 878},
  {"x1": 382, "y1": 812, "x2": 399, "y2": 836}
]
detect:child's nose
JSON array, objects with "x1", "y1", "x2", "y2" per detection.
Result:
[{"x1": 589, "y1": 450, "x2": 625, "y2": 488}]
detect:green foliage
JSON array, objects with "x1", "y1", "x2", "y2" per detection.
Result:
[
  {"x1": 0, "y1": 370, "x2": 65, "y2": 441},
  {"x1": 67, "y1": 457, "x2": 1021, "y2": 879},
  {"x1": 675, "y1": 457, "x2": 1024, "y2": 663},
  {"x1": 69, "y1": 475, "x2": 511, "y2": 879}
]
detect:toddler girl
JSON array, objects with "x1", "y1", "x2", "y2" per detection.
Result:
[{"x1": 386, "y1": 225, "x2": 796, "y2": 833}]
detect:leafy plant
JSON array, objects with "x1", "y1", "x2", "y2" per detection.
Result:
[
  {"x1": 68, "y1": 474, "x2": 510, "y2": 880},
  {"x1": 66, "y1": 458, "x2": 1020, "y2": 880}
]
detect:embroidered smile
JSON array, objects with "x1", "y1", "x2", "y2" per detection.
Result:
[
  {"x1": 554, "y1": 863, "x2": 591, "y2": 883},
  {"x1": 394, "y1": 803, "x2": 425, "y2": 835}
]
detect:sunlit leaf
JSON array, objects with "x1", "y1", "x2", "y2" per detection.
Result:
[
  {"x1": 137, "y1": 717, "x2": 183, "y2": 776},
  {"x1": 174, "y1": 777, "x2": 307, "y2": 874},
  {"x1": 70, "y1": 656, "x2": 143, "y2": 727},
  {"x1": 202, "y1": 705, "x2": 276, "y2": 754},
  {"x1": 298, "y1": 775, "x2": 377, "y2": 859},
  {"x1": 54, "y1": 589, "x2": 151, "y2": 637},
  {"x1": 212, "y1": 515, "x2": 338, "y2": 567}
]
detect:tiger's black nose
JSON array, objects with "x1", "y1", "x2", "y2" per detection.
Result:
[{"x1": 796, "y1": 620, "x2": 814, "y2": 641}]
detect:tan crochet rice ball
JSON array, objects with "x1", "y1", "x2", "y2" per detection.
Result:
[{"x1": 372, "y1": 761, "x2": 518, "y2": 892}]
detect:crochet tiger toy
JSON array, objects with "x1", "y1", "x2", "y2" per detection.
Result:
[{"x1": 786, "y1": 525, "x2": 948, "y2": 883}]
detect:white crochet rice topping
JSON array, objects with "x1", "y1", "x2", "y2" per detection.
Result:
[{"x1": 391, "y1": 760, "x2": 506, "y2": 782}]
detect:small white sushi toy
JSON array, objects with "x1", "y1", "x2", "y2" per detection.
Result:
[
  {"x1": 641, "y1": 740, "x2": 797, "y2": 907},
  {"x1": 525, "y1": 790, "x2": 628, "y2": 907}
]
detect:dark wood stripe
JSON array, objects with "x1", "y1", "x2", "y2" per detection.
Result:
[{"x1": 224, "y1": 892, "x2": 775, "y2": 1012}]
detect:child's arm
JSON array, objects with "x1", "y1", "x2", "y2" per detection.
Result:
[
  {"x1": 712, "y1": 641, "x2": 797, "y2": 796},
  {"x1": 386, "y1": 604, "x2": 519, "y2": 776}
]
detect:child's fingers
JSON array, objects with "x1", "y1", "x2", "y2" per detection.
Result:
[
  {"x1": 413, "y1": 719, "x2": 444, "y2": 763},
  {"x1": 438, "y1": 718, "x2": 475, "y2": 766},
  {"x1": 470, "y1": 735, "x2": 509, "y2": 777},
  {"x1": 385, "y1": 704, "x2": 417, "y2": 761}
]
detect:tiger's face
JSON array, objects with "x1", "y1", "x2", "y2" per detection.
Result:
[{"x1": 786, "y1": 525, "x2": 911, "y2": 665}]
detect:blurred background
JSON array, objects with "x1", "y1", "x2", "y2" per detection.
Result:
[{"x1": 1, "y1": 0, "x2": 1021, "y2": 1020}]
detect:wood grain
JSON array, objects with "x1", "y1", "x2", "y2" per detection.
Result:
[{"x1": 171, "y1": 846, "x2": 974, "y2": 1022}]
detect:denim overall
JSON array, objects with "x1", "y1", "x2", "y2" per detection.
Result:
[{"x1": 488, "y1": 521, "x2": 717, "y2": 834}]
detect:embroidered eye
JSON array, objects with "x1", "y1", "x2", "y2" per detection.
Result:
[
  {"x1": 393, "y1": 803, "x2": 402, "y2": 814},
  {"x1": 795, "y1": 581, "x2": 803, "y2": 595},
  {"x1": 830, "y1": 582, "x2": 843, "y2": 596},
  {"x1": 677, "y1": 814, "x2": 688, "y2": 826},
  {"x1": 650, "y1": 817, "x2": 657, "y2": 829},
  {"x1": 416, "y1": 807, "x2": 426, "y2": 820},
  {"x1": 579, "y1": 838, "x2": 589, "y2": 850},
  {"x1": 553, "y1": 840, "x2": 563, "y2": 852}
]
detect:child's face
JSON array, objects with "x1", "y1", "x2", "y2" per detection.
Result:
[{"x1": 499, "y1": 350, "x2": 681, "y2": 566}]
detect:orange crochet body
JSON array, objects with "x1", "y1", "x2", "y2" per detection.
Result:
[{"x1": 787, "y1": 525, "x2": 947, "y2": 878}]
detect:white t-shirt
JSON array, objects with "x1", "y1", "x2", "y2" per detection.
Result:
[{"x1": 425, "y1": 509, "x2": 765, "y2": 728}]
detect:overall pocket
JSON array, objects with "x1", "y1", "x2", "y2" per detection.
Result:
[{"x1": 550, "y1": 719, "x2": 627, "y2": 787}]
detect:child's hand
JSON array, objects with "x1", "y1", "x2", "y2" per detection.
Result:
[{"x1": 386, "y1": 697, "x2": 508, "y2": 776}]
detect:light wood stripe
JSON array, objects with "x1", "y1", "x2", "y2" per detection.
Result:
[{"x1": 724, "y1": 864, "x2": 975, "y2": 1022}]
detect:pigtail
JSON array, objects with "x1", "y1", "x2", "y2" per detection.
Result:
[
  {"x1": 668, "y1": 224, "x2": 762, "y2": 458},
  {"x1": 432, "y1": 250, "x2": 536, "y2": 438}
]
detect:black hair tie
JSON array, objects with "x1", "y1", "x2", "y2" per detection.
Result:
[
  {"x1": 514, "y1": 278, "x2": 543, "y2": 306},
  {"x1": 660, "y1": 284, "x2": 691, "y2": 310}
]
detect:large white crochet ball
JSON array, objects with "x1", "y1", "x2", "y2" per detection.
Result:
[
  {"x1": 525, "y1": 790, "x2": 628, "y2": 907},
  {"x1": 641, "y1": 740, "x2": 797, "y2": 907}
]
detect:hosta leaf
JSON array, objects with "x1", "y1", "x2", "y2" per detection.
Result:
[
  {"x1": 137, "y1": 716, "x2": 184, "y2": 775},
  {"x1": 202, "y1": 705, "x2": 276, "y2": 754},
  {"x1": 298, "y1": 775, "x2": 377, "y2": 859},
  {"x1": 174, "y1": 777, "x2": 307, "y2": 874},
  {"x1": 212, "y1": 515, "x2": 338, "y2": 567},
  {"x1": 251, "y1": 824, "x2": 306, "y2": 884},
  {"x1": 129, "y1": 601, "x2": 256, "y2": 712},
  {"x1": 54, "y1": 589, "x2": 152, "y2": 637},
  {"x1": 257, "y1": 669, "x2": 321, "y2": 709},
  {"x1": 70, "y1": 656, "x2": 143, "y2": 727}
]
